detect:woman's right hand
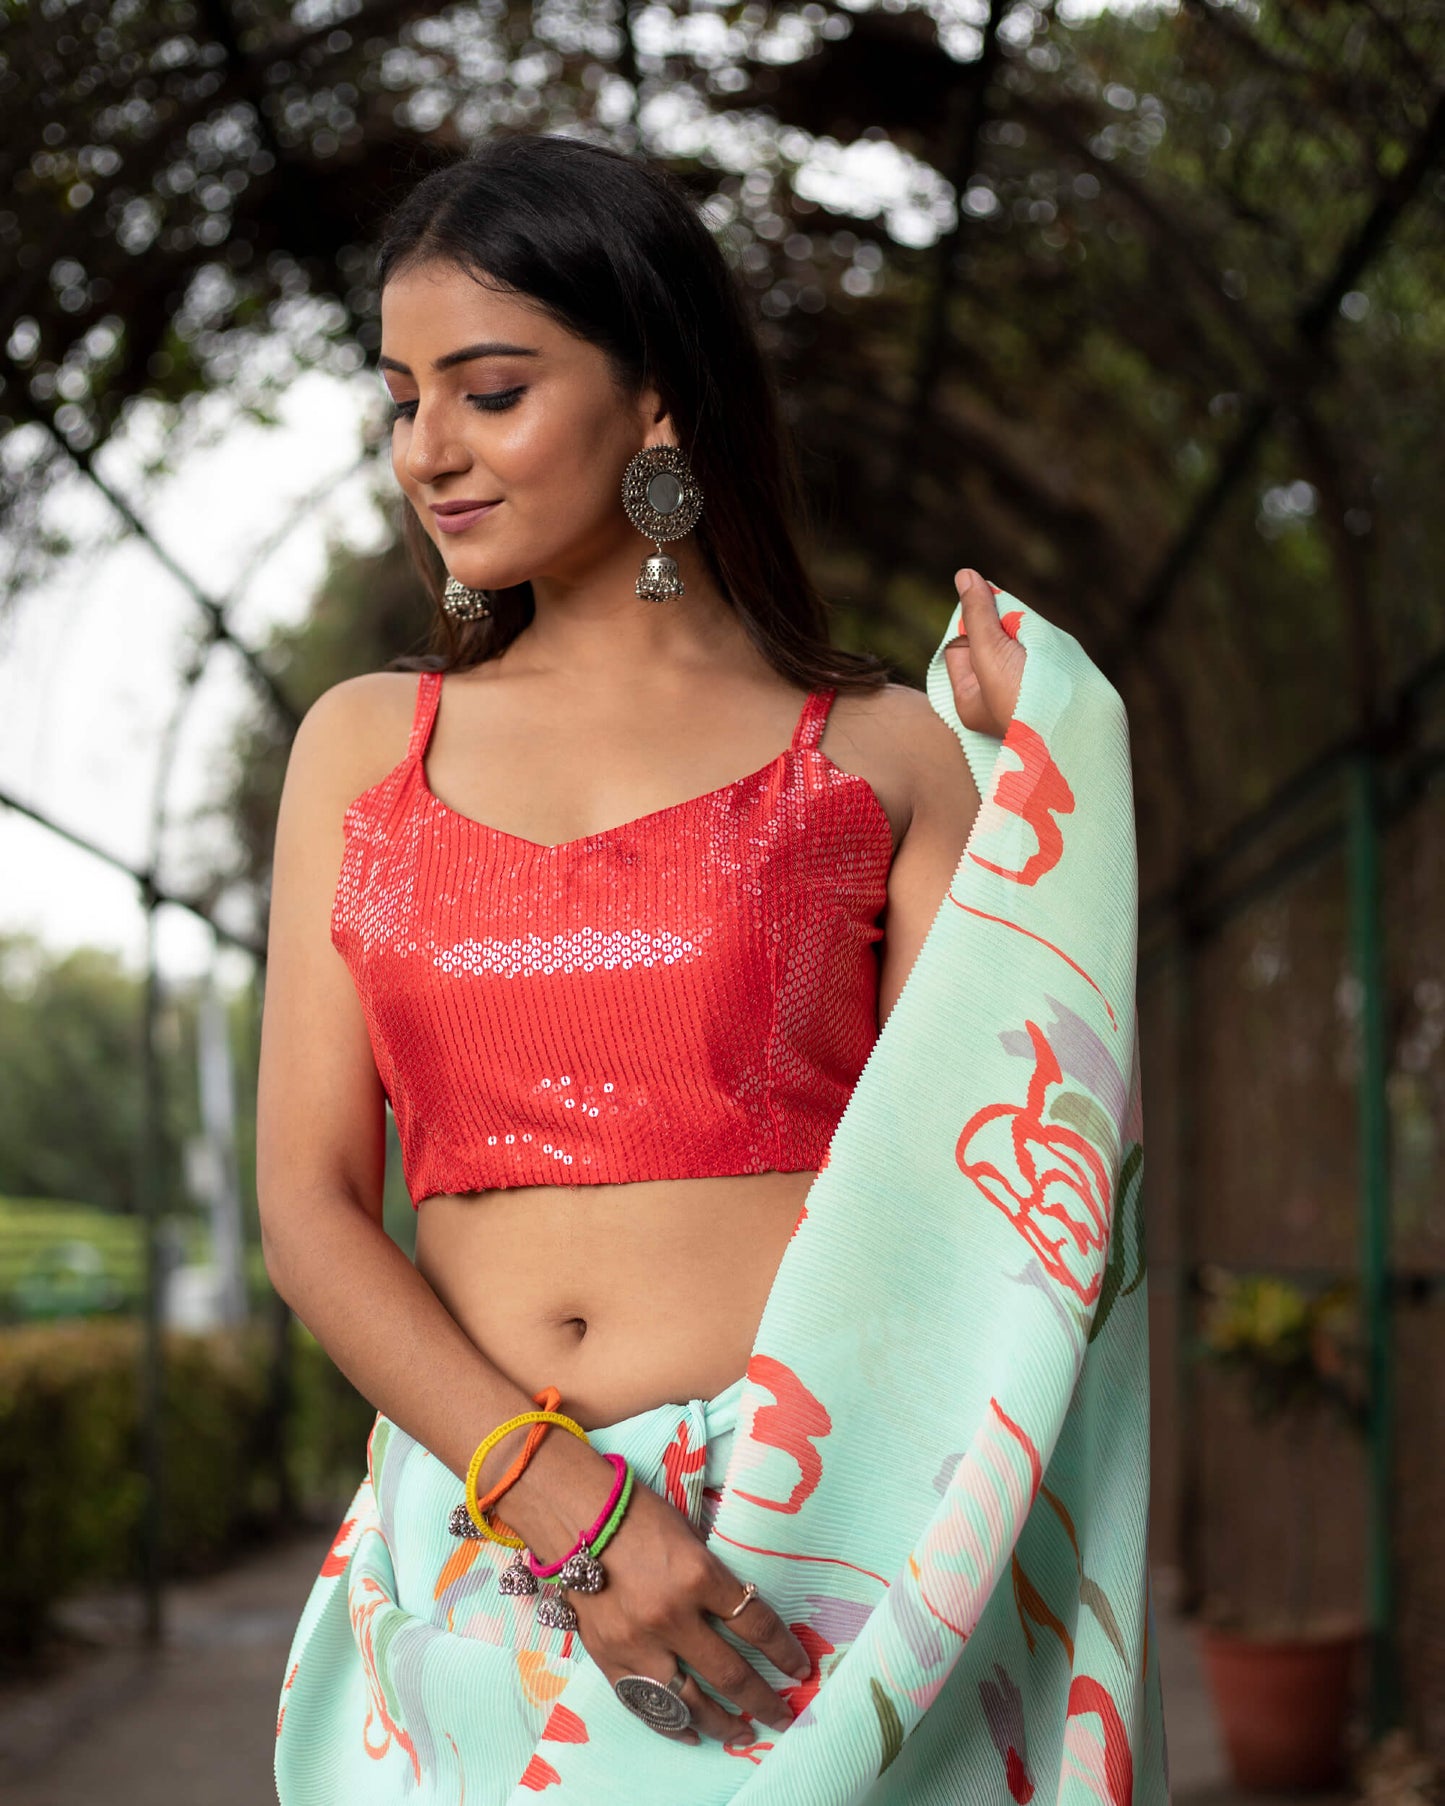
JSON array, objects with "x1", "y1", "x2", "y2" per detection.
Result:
[
  {"x1": 508, "y1": 1436, "x2": 812, "y2": 1744},
  {"x1": 942, "y1": 567, "x2": 1026, "y2": 739}
]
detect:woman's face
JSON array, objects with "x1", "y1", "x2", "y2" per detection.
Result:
[{"x1": 379, "y1": 259, "x2": 664, "y2": 593}]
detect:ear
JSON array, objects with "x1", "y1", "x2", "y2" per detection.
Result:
[{"x1": 635, "y1": 380, "x2": 673, "y2": 439}]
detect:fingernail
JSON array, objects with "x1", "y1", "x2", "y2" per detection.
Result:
[
  {"x1": 788, "y1": 1661, "x2": 810, "y2": 1680},
  {"x1": 682, "y1": 1730, "x2": 700, "y2": 1745}
]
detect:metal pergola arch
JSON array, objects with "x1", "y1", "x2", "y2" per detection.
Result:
[{"x1": 1, "y1": 417, "x2": 377, "y2": 1642}]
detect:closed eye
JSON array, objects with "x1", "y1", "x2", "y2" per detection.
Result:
[{"x1": 388, "y1": 388, "x2": 527, "y2": 423}]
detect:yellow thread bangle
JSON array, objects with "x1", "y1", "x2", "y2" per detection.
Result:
[{"x1": 465, "y1": 1409, "x2": 589, "y2": 1546}]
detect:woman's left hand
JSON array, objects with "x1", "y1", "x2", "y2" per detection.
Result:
[{"x1": 941, "y1": 569, "x2": 1026, "y2": 740}]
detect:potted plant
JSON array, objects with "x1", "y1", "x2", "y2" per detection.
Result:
[{"x1": 1193, "y1": 1266, "x2": 1371, "y2": 1793}]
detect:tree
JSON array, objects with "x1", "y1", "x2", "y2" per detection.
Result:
[
  {"x1": 0, "y1": 930, "x2": 200, "y2": 1213},
  {"x1": 3, "y1": 0, "x2": 1442, "y2": 896}
]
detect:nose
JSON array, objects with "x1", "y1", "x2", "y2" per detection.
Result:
[{"x1": 401, "y1": 397, "x2": 471, "y2": 486}]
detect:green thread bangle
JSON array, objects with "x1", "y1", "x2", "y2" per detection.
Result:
[
  {"x1": 587, "y1": 1459, "x2": 635, "y2": 1558},
  {"x1": 588, "y1": 1464, "x2": 633, "y2": 1558}
]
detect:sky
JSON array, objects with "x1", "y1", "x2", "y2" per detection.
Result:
[{"x1": 0, "y1": 370, "x2": 390, "y2": 990}]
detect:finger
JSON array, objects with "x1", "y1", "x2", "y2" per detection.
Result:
[
  {"x1": 953, "y1": 568, "x2": 1003, "y2": 647},
  {"x1": 675, "y1": 1619, "x2": 795, "y2": 1733},
  {"x1": 672, "y1": 1665, "x2": 753, "y2": 1743},
  {"x1": 942, "y1": 641, "x2": 995, "y2": 736},
  {"x1": 948, "y1": 568, "x2": 1023, "y2": 733},
  {"x1": 942, "y1": 639, "x2": 979, "y2": 697},
  {"x1": 708, "y1": 1580, "x2": 810, "y2": 1683},
  {"x1": 605, "y1": 1654, "x2": 702, "y2": 1745}
]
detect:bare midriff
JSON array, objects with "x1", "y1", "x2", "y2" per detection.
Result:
[{"x1": 413, "y1": 1168, "x2": 816, "y2": 1432}]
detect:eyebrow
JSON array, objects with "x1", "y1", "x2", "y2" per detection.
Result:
[{"x1": 377, "y1": 342, "x2": 542, "y2": 376}]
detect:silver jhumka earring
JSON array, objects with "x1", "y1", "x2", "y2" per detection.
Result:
[
  {"x1": 442, "y1": 574, "x2": 492, "y2": 621},
  {"x1": 621, "y1": 444, "x2": 704, "y2": 602}
]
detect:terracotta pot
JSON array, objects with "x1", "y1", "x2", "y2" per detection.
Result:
[{"x1": 1198, "y1": 1622, "x2": 1364, "y2": 1793}]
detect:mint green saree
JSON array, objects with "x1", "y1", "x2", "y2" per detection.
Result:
[{"x1": 274, "y1": 586, "x2": 1168, "y2": 1802}]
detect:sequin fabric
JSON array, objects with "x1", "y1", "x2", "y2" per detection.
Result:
[{"x1": 330, "y1": 672, "x2": 895, "y2": 1204}]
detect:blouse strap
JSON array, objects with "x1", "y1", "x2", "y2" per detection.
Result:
[
  {"x1": 790, "y1": 687, "x2": 837, "y2": 753},
  {"x1": 406, "y1": 669, "x2": 443, "y2": 761}
]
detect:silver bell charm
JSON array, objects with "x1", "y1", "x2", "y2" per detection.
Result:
[
  {"x1": 557, "y1": 1550, "x2": 605, "y2": 1593},
  {"x1": 498, "y1": 1553, "x2": 538, "y2": 1596},
  {"x1": 498, "y1": 1549, "x2": 539, "y2": 1596},
  {"x1": 536, "y1": 1587, "x2": 580, "y2": 1632},
  {"x1": 442, "y1": 574, "x2": 491, "y2": 621},
  {"x1": 635, "y1": 553, "x2": 684, "y2": 603},
  {"x1": 621, "y1": 444, "x2": 703, "y2": 603},
  {"x1": 448, "y1": 1499, "x2": 484, "y2": 1540}
]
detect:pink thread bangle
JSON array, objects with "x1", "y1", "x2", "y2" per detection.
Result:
[{"x1": 527, "y1": 1451, "x2": 627, "y2": 1579}]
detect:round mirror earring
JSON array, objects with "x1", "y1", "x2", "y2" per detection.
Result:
[
  {"x1": 621, "y1": 444, "x2": 704, "y2": 602},
  {"x1": 443, "y1": 575, "x2": 492, "y2": 621}
]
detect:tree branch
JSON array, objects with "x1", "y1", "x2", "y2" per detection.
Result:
[
  {"x1": 0, "y1": 348, "x2": 300, "y2": 731},
  {"x1": 0, "y1": 784, "x2": 265, "y2": 960},
  {"x1": 1102, "y1": 84, "x2": 1445, "y2": 668}
]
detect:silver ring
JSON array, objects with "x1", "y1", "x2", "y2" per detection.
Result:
[
  {"x1": 613, "y1": 1665, "x2": 692, "y2": 1733},
  {"x1": 726, "y1": 1580, "x2": 759, "y2": 1620}
]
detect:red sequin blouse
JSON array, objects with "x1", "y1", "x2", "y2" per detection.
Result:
[{"x1": 330, "y1": 671, "x2": 894, "y2": 1204}]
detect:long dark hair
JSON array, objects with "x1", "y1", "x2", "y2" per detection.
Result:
[{"x1": 373, "y1": 132, "x2": 886, "y2": 692}]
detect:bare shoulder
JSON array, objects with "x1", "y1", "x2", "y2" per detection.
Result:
[
  {"x1": 285, "y1": 669, "x2": 422, "y2": 813},
  {"x1": 835, "y1": 678, "x2": 966, "y2": 746},
  {"x1": 817, "y1": 681, "x2": 978, "y2": 853},
  {"x1": 826, "y1": 680, "x2": 978, "y2": 803}
]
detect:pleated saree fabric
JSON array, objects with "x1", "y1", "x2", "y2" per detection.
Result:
[{"x1": 274, "y1": 587, "x2": 1170, "y2": 1803}]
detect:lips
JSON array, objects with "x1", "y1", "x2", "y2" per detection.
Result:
[{"x1": 431, "y1": 500, "x2": 502, "y2": 534}]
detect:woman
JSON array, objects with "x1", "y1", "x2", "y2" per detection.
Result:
[{"x1": 265, "y1": 134, "x2": 1160, "y2": 1804}]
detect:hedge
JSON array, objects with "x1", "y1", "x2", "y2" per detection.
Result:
[{"x1": 0, "y1": 1314, "x2": 376, "y2": 1661}]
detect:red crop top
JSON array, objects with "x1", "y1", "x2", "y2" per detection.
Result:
[{"x1": 330, "y1": 671, "x2": 895, "y2": 1203}]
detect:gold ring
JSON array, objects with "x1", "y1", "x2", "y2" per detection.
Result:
[{"x1": 726, "y1": 1580, "x2": 759, "y2": 1620}]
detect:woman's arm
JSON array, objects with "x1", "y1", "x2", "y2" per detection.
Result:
[
  {"x1": 254, "y1": 679, "x2": 549, "y2": 1495},
  {"x1": 871, "y1": 570, "x2": 1022, "y2": 1020},
  {"x1": 255, "y1": 678, "x2": 810, "y2": 1736},
  {"x1": 872, "y1": 687, "x2": 982, "y2": 1026}
]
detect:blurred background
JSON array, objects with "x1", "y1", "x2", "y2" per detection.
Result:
[{"x1": 0, "y1": 0, "x2": 1441, "y2": 1801}]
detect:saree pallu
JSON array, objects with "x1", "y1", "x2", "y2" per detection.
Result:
[{"x1": 274, "y1": 588, "x2": 1170, "y2": 1803}]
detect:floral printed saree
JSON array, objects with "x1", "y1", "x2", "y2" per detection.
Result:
[{"x1": 274, "y1": 584, "x2": 1168, "y2": 1803}]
